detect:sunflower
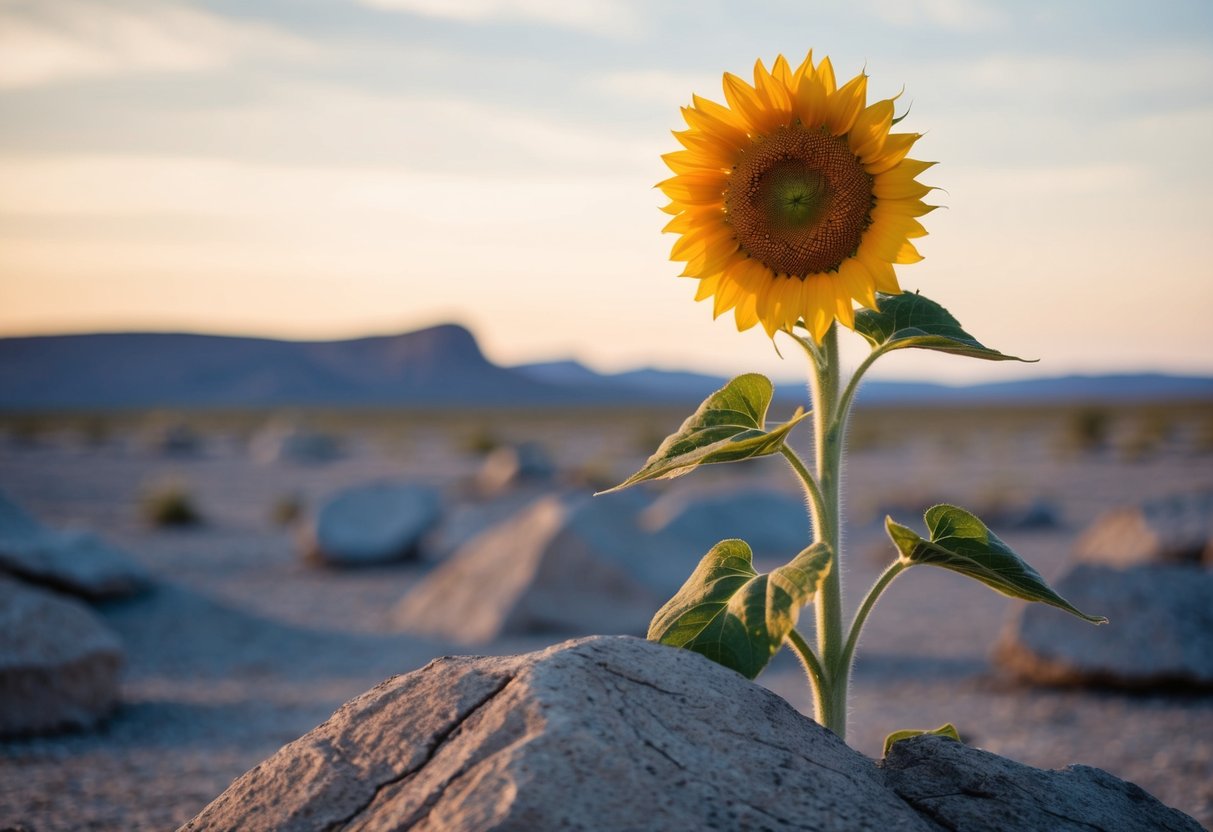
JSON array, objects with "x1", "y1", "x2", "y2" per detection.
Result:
[{"x1": 658, "y1": 52, "x2": 935, "y2": 342}]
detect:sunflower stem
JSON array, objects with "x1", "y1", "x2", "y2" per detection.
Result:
[
  {"x1": 808, "y1": 324, "x2": 847, "y2": 738},
  {"x1": 786, "y1": 627, "x2": 828, "y2": 719},
  {"x1": 779, "y1": 445, "x2": 826, "y2": 537}
]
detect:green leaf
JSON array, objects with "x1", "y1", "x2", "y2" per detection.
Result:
[
  {"x1": 854, "y1": 292, "x2": 1033, "y2": 362},
  {"x1": 648, "y1": 540, "x2": 832, "y2": 679},
  {"x1": 597, "y1": 373, "x2": 808, "y2": 494},
  {"x1": 885, "y1": 505, "x2": 1107, "y2": 624},
  {"x1": 883, "y1": 723, "x2": 961, "y2": 757}
]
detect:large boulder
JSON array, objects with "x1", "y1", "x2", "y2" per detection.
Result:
[
  {"x1": 0, "y1": 576, "x2": 124, "y2": 736},
  {"x1": 0, "y1": 490, "x2": 150, "y2": 600},
  {"x1": 1074, "y1": 490, "x2": 1213, "y2": 568},
  {"x1": 640, "y1": 486, "x2": 811, "y2": 561},
  {"x1": 392, "y1": 493, "x2": 693, "y2": 642},
  {"x1": 252, "y1": 425, "x2": 343, "y2": 465},
  {"x1": 995, "y1": 563, "x2": 1213, "y2": 689},
  {"x1": 181, "y1": 636, "x2": 1202, "y2": 832},
  {"x1": 307, "y1": 483, "x2": 442, "y2": 567}
]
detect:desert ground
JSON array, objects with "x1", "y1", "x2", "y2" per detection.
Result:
[{"x1": 1, "y1": 400, "x2": 1212, "y2": 830}]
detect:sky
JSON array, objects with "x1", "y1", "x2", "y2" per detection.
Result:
[{"x1": 1, "y1": 0, "x2": 1211, "y2": 383}]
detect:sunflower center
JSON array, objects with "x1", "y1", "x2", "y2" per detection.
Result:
[{"x1": 724, "y1": 124, "x2": 874, "y2": 277}]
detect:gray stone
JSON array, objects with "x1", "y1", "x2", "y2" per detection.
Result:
[
  {"x1": 180, "y1": 636, "x2": 1202, "y2": 832},
  {"x1": 252, "y1": 425, "x2": 343, "y2": 465},
  {"x1": 475, "y1": 442, "x2": 555, "y2": 495},
  {"x1": 179, "y1": 636, "x2": 933, "y2": 832},
  {"x1": 393, "y1": 492, "x2": 695, "y2": 643},
  {"x1": 1075, "y1": 490, "x2": 1213, "y2": 568},
  {"x1": 0, "y1": 491, "x2": 150, "y2": 600},
  {"x1": 0, "y1": 576, "x2": 124, "y2": 736},
  {"x1": 995, "y1": 563, "x2": 1213, "y2": 689},
  {"x1": 307, "y1": 483, "x2": 442, "y2": 567},
  {"x1": 883, "y1": 734, "x2": 1204, "y2": 832},
  {"x1": 640, "y1": 486, "x2": 811, "y2": 561}
]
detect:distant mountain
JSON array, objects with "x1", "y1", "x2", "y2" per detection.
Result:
[
  {"x1": 0, "y1": 325, "x2": 566, "y2": 409},
  {"x1": 1, "y1": 326, "x2": 1210, "y2": 410}
]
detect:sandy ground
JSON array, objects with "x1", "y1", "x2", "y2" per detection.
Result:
[{"x1": 1, "y1": 405, "x2": 1211, "y2": 830}]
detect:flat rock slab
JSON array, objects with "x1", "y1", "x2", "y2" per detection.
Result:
[
  {"x1": 1075, "y1": 489, "x2": 1213, "y2": 568},
  {"x1": 181, "y1": 636, "x2": 1201, "y2": 832},
  {"x1": 393, "y1": 493, "x2": 696, "y2": 642},
  {"x1": 0, "y1": 576, "x2": 124, "y2": 736},
  {"x1": 883, "y1": 733, "x2": 1204, "y2": 832},
  {"x1": 0, "y1": 490, "x2": 150, "y2": 600},
  {"x1": 996, "y1": 563, "x2": 1213, "y2": 689},
  {"x1": 308, "y1": 482, "x2": 442, "y2": 567}
]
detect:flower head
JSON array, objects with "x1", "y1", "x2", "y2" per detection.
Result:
[{"x1": 658, "y1": 52, "x2": 935, "y2": 342}]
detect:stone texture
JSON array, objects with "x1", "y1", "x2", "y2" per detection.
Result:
[
  {"x1": 180, "y1": 636, "x2": 933, "y2": 832},
  {"x1": 640, "y1": 487, "x2": 811, "y2": 562},
  {"x1": 392, "y1": 493, "x2": 696, "y2": 643},
  {"x1": 1074, "y1": 490, "x2": 1213, "y2": 568},
  {"x1": 181, "y1": 636, "x2": 1203, "y2": 832},
  {"x1": 883, "y1": 733, "x2": 1204, "y2": 832},
  {"x1": 0, "y1": 490, "x2": 150, "y2": 600},
  {"x1": 0, "y1": 576, "x2": 124, "y2": 736},
  {"x1": 307, "y1": 483, "x2": 442, "y2": 567},
  {"x1": 995, "y1": 563, "x2": 1213, "y2": 689}
]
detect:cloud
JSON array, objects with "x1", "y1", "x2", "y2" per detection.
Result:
[
  {"x1": 863, "y1": 0, "x2": 1007, "y2": 30},
  {"x1": 589, "y1": 69, "x2": 719, "y2": 106},
  {"x1": 0, "y1": 0, "x2": 313, "y2": 89},
  {"x1": 352, "y1": 0, "x2": 643, "y2": 36}
]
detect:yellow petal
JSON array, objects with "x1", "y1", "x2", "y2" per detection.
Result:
[
  {"x1": 836, "y1": 257, "x2": 877, "y2": 309},
  {"x1": 856, "y1": 249, "x2": 901, "y2": 294},
  {"x1": 826, "y1": 73, "x2": 867, "y2": 135},
  {"x1": 771, "y1": 54, "x2": 793, "y2": 89},
  {"x1": 831, "y1": 278, "x2": 856, "y2": 329},
  {"x1": 753, "y1": 58, "x2": 792, "y2": 116},
  {"x1": 815, "y1": 56, "x2": 836, "y2": 95},
  {"x1": 795, "y1": 71, "x2": 829, "y2": 128},
  {"x1": 693, "y1": 274, "x2": 720, "y2": 301},
  {"x1": 661, "y1": 149, "x2": 726, "y2": 175},
  {"x1": 734, "y1": 291, "x2": 760, "y2": 331},
  {"x1": 865, "y1": 132, "x2": 920, "y2": 175},
  {"x1": 791, "y1": 49, "x2": 815, "y2": 90},
  {"x1": 712, "y1": 273, "x2": 744, "y2": 317},
  {"x1": 894, "y1": 240, "x2": 923, "y2": 264},
  {"x1": 849, "y1": 99, "x2": 894, "y2": 161}
]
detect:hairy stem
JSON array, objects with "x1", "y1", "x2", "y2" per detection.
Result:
[
  {"x1": 839, "y1": 560, "x2": 908, "y2": 681},
  {"x1": 779, "y1": 445, "x2": 826, "y2": 534},
  {"x1": 786, "y1": 628, "x2": 827, "y2": 720},
  {"x1": 809, "y1": 325, "x2": 847, "y2": 738}
]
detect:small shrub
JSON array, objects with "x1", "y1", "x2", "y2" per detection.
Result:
[
  {"x1": 142, "y1": 483, "x2": 202, "y2": 528},
  {"x1": 270, "y1": 493, "x2": 304, "y2": 526}
]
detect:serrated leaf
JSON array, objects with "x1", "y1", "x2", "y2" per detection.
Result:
[
  {"x1": 597, "y1": 373, "x2": 808, "y2": 494},
  {"x1": 648, "y1": 540, "x2": 831, "y2": 679},
  {"x1": 886, "y1": 505, "x2": 1107, "y2": 624},
  {"x1": 883, "y1": 723, "x2": 961, "y2": 756},
  {"x1": 855, "y1": 292, "x2": 1032, "y2": 362}
]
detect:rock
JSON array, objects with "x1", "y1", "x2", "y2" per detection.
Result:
[
  {"x1": 180, "y1": 636, "x2": 930, "y2": 831},
  {"x1": 252, "y1": 425, "x2": 343, "y2": 465},
  {"x1": 1075, "y1": 490, "x2": 1213, "y2": 568},
  {"x1": 142, "y1": 422, "x2": 203, "y2": 456},
  {"x1": 475, "y1": 442, "x2": 555, "y2": 495},
  {"x1": 995, "y1": 563, "x2": 1213, "y2": 689},
  {"x1": 392, "y1": 493, "x2": 693, "y2": 642},
  {"x1": 0, "y1": 576, "x2": 124, "y2": 736},
  {"x1": 0, "y1": 491, "x2": 150, "y2": 600},
  {"x1": 307, "y1": 482, "x2": 442, "y2": 567},
  {"x1": 640, "y1": 487, "x2": 811, "y2": 561},
  {"x1": 883, "y1": 733, "x2": 1203, "y2": 832},
  {"x1": 181, "y1": 636, "x2": 1202, "y2": 832},
  {"x1": 422, "y1": 486, "x2": 554, "y2": 561}
]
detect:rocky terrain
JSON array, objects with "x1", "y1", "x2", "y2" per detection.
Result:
[{"x1": 0, "y1": 401, "x2": 1211, "y2": 830}]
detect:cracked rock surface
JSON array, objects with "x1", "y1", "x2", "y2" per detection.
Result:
[{"x1": 181, "y1": 636, "x2": 1202, "y2": 832}]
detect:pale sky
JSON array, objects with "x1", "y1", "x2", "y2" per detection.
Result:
[{"x1": 1, "y1": 0, "x2": 1211, "y2": 382}]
